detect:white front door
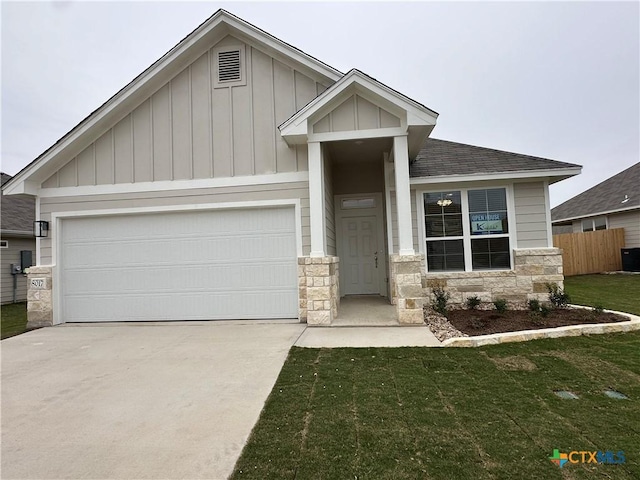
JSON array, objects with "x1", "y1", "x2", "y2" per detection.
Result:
[{"x1": 341, "y1": 216, "x2": 380, "y2": 294}]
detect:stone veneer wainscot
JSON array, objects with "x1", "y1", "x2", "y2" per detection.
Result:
[{"x1": 298, "y1": 257, "x2": 339, "y2": 325}]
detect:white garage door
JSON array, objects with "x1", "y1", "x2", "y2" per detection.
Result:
[{"x1": 60, "y1": 207, "x2": 298, "y2": 322}]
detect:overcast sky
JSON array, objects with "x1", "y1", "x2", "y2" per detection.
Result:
[{"x1": 1, "y1": 1, "x2": 638, "y2": 207}]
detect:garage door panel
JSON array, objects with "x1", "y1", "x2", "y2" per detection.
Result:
[
  {"x1": 61, "y1": 207, "x2": 298, "y2": 322},
  {"x1": 63, "y1": 262, "x2": 297, "y2": 294},
  {"x1": 64, "y1": 233, "x2": 296, "y2": 267}
]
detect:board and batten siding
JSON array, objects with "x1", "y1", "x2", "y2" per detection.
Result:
[
  {"x1": 313, "y1": 94, "x2": 401, "y2": 133},
  {"x1": 1, "y1": 237, "x2": 35, "y2": 304},
  {"x1": 38, "y1": 181, "x2": 310, "y2": 265},
  {"x1": 41, "y1": 36, "x2": 330, "y2": 189},
  {"x1": 606, "y1": 211, "x2": 640, "y2": 248},
  {"x1": 513, "y1": 181, "x2": 549, "y2": 248}
]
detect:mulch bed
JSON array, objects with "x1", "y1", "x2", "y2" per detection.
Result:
[{"x1": 447, "y1": 308, "x2": 628, "y2": 336}]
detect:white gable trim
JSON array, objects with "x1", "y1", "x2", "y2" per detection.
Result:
[
  {"x1": 4, "y1": 10, "x2": 341, "y2": 197},
  {"x1": 279, "y1": 70, "x2": 438, "y2": 145},
  {"x1": 37, "y1": 171, "x2": 309, "y2": 198}
]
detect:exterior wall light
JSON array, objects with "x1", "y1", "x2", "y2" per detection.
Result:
[{"x1": 34, "y1": 220, "x2": 49, "y2": 238}]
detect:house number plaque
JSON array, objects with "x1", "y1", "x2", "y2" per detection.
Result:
[{"x1": 30, "y1": 278, "x2": 45, "y2": 289}]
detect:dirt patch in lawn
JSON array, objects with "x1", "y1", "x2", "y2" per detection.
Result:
[
  {"x1": 447, "y1": 308, "x2": 627, "y2": 336},
  {"x1": 486, "y1": 355, "x2": 538, "y2": 371}
]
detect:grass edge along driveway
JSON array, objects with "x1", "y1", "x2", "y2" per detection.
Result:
[{"x1": 232, "y1": 333, "x2": 640, "y2": 480}]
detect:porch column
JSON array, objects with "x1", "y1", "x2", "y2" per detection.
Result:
[
  {"x1": 393, "y1": 135, "x2": 415, "y2": 255},
  {"x1": 308, "y1": 141, "x2": 326, "y2": 257}
]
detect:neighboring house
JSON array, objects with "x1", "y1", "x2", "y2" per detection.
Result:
[
  {"x1": 3, "y1": 10, "x2": 581, "y2": 327},
  {"x1": 551, "y1": 163, "x2": 640, "y2": 247},
  {"x1": 1, "y1": 173, "x2": 36, "y2": 304}
]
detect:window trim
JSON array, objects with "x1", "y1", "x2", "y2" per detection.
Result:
[
  {"x1": 0, "y1": 240, "x2": 8, "y2": 248},
  {"x1": 581, "y1": 216, "x2": 608, "y2": 232},
  {"x1": 416, "y1": 184, "x2": 516, "y2": 273}
]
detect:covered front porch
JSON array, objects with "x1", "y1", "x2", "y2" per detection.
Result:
[{"x1": 280, "y1": 70, "x2": 438, "y2": 325}]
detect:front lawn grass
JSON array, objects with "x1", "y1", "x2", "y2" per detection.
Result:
[
  {"x1": 232, "y1": 333, "x2": 640, "y2": 479},
  {"x1": 1, "y1": 302, "x2": 28, "y2": 339},
  {"x1": 564, "y1": 274, "x2": 640, "y2": 315}
]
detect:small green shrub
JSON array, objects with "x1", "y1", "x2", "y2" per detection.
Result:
[
  {"x1": 540, "y1": 304, "x2": 551, "y2": 317},
  {"x1": 431, "y1": 284, "x2": 450, "y2": 317},
  {"x1": 493, "y1": 298, "x2": 508, "y2": 313},
  {"x1": 593, "y1": 304, "x2": 605, "y2": 315},
  {"x1": 546, "y1": 283, "x2": 570, "y2": 309},
  {"x1": 466, "y1": 296, "x2": 481, "y2": 310},
  {"x1": 527, "y1": 299, "x2": 541, "y2": 312}
]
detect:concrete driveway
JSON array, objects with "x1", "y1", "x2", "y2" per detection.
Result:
[{"x1": 1, "y1": 321, "x2": 305, "y2": 480}]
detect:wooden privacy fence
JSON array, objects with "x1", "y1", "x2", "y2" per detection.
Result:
[{"x1": 553, "y1": 228, "x2": 625, "y2": 276}]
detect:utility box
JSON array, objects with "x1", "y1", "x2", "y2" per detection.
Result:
[{"x1": 621, "y1": 248, "x2": 640, "y2": 272}]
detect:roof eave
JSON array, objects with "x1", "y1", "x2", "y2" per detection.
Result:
[
  {"x1": 409, "y1": 167, "x2": 582, "y2": 185},
  {"x1": 552, "y1": 204, "x2": 640, "y2": 224}
]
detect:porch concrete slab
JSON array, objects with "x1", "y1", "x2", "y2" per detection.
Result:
[
  {"x1": 295, "y1": 326, "x2": 441, "y2": 348},
  {"x1": 333, "y1": 295, "x2": 398, "y2": 326},
  {"x1": 1, "y1": 322, "x2": 305, "y2": 480}
]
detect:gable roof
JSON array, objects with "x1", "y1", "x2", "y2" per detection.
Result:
[
  {"x1": 1, "y1": 173, "x2": 35, "y2": 235},
  {"x1": 279, "y1": 69, "x2": 438, "y2": 158},
  {"x1": 551, "y1": 162, "x2": 640, "y2": 223},
  {"x1": 410, "y1": 138, "x2": 581, "y2": 182},
  {"x1": 3, "y1": 9, "x2": 342, "y2": 196}
]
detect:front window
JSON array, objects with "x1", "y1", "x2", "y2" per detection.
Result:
[
  {"x1": 422, "y1": 188, "x2": 512, "y2": 272},
  {"x1": 424, "y1": 191, "x2": 465, "y2": 272}
]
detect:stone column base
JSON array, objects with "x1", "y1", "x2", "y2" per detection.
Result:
[
  {"x1": 390, "y1": 254, "x2": 425, "y2": 324},
  {"x1": 298, "y1": 257, "x2": 339, "y2": 325},
  {"x1": 26, "y1": 266, "x2": 54, "y2": 328}
]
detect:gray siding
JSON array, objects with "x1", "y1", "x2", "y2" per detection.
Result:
[
  {"x1": 607, "y1": 211, "x2": 640, "y2": 247},
  {"x1": 38, "y1": 181, "x2": 310, "y2": 264},
  {"x1": 390, "y1": 190, "x2": 419, "y2": 253},
  {"x1": 41, "y1": 35, "x2": 330, "y2": 189},
  {"x1": 313, "y1": 94, "x2": 401, "y2": 133},
  {"x1": 1, "y1": 236, "x2": 35, "y2": 304},
  {"x1": 324, "y1": 154, "x2": 336, "y2": 256},
  {"x1": 514, "y1": 181, "x2": 549, "y2": 248}
]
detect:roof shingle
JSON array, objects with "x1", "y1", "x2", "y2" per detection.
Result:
[
  {"x1": 1, "y1": 173, "x2": 35, "y2": 234},
  {"x1": 551, "y1": 162, "x2": 640, "y2": 222},
  {"x1": 410, "y1": 138, "x2": 580, "y2": 178}
]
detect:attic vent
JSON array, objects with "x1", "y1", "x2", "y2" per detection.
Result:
[{"x1": 218, "y1": 50, "x2": 241, "y2": 82}]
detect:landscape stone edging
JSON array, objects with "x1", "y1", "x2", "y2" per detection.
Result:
[{"x1": 440, "y1": 305, "x2": 640, "y2": 347}]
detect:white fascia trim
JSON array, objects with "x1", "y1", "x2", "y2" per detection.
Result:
[
  {"x1": 279, "y1": 70, "x2": 437, "y2": 137},
  {"x1": 552, "y1": 205, "x2": 640, "y2": 224},
  {"x1": 409, "y1": 167, "x2": 582, "y2": 186},
  {"x1": 38, "y1": 171, "x2": 309, "y2": 198},
  {"x1": 5, "y1": 11, "x2": 340, "y2": 196}
]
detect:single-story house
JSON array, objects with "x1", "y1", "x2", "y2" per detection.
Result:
[
  {"x1": 1, "y1": 173, "x2": 36, "y2": 304},
  {"x1": 551, "y1": 162, "x2": 639, "y2": 248},
  {"x1": 3, "y1": 10, "x2": 581, "y2": 327}
]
